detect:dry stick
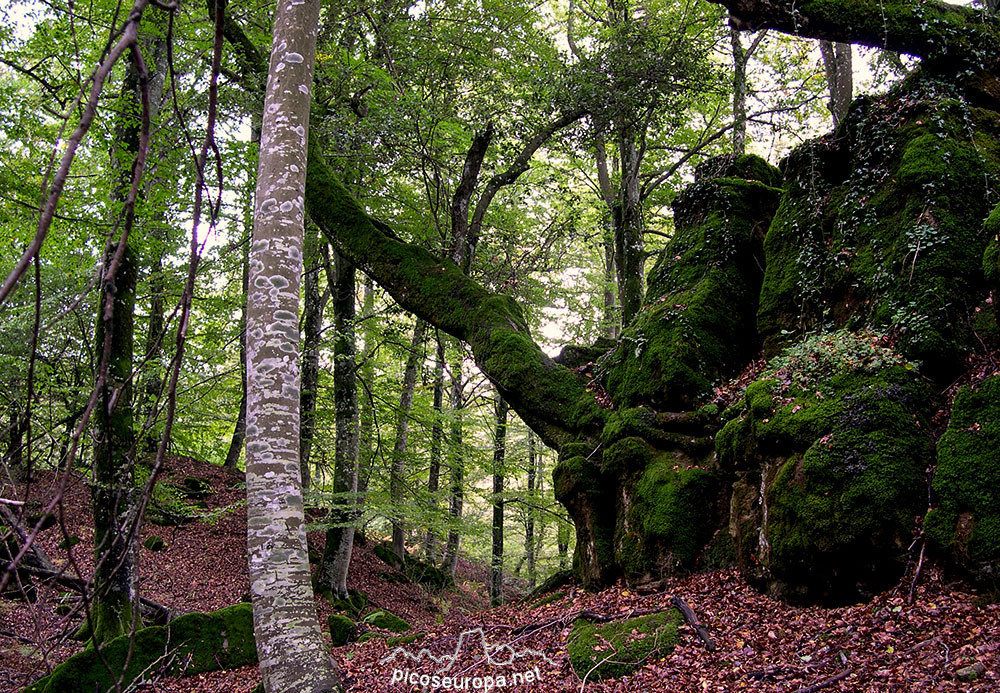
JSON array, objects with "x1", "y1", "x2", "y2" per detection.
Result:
[
  {"x1": 670, "y1": 595, "x2": 716, "y2": 652},
  {"x1": 907, "y1": 537, "x2": 927, "y2": 605},
  {"x1": 792, "y1": 667, "x2": 853, "y2": 693}
]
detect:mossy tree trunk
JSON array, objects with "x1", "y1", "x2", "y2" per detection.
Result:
[
  {"x1": 441, "y1": 352, "x2": 465, "y2": 578},
  {"x1": 424, "y1": 334, "x2": 445, "y2": 563},
  {"x1": 244, "y1": 0, "x2": 342, "y2": 686},
  {"x1": 525, "y1": 431, "x2": 537, "y2": 589},
  {"x1": 88, "y1": 11, "x2": 168, "y2": 643},
  {"x1": 317, "y1": 250, "x2": 360, "y2": 600},
  {"x1": 389, "y1": 319, "x2": 427, "y2": 559},
  {"x1": 711, "y1": 0, "x2": 1000, "y2": 76},
  {"x1": 490, "y1": 396, "x2": 508, "y2": 607}
]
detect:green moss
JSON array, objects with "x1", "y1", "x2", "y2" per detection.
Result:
[
  {"x1": 925, "y1": 376, "x2": 1000, "y2": 587},
  {"x1": 621, "y1": 462, "x2": 720, "y2": 578},
  {"x1": 719, "y1": 344, "x2": 935, "y2": 603},
  {"x1": 143, "y1": 535, "x2": 165, "y2": 551},
  {"x1": 604, "y1": 169, "x2": 781, "y2": 410},
  {"x1": 758, "y1": 87, "x2": 1000, "y2": 382},
  {"x1": 328, "y1": 613, "x2": 357, "y2": 646},
  {"x1": 566, "y1": 610, "x2": 681, "y2": 681},
  {"x1": 361, "y1": 609, "x2": 410, "y2": 633},
  {"x1": 25, "y1": 603, "x2": 256, "y2": 693},
  {"x1": 386, "y1": 632, "x2": 425, "y2": 647}
]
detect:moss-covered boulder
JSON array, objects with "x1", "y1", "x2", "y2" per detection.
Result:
[
  {"x1": 328, "y1": 613, "x2": 357, "y2": 646},
  {"x1": 567, "y1": 610, "x2": 681, "y2": 681},
  {"x1": 718, "y1": 333, "x2": 934, "y2": 603},
  {"x1": 24, "y1": 603, "x2": 256, "y2": 693},
  {"x1": 603, "y1": 154, "x2": 781, "y2": 410},
  {"x1": 758, "y1": 78, "x2": 1000, "y2": 383},
  {"x1": 372, "y1": 541, "x2": 454, "y2": 590},
  {"x1": 361, "y1": 609, "x2": 410, "y2": 633},
  {"x1": 925, "y1": 376, "x2": 1000, "y2": 588}
]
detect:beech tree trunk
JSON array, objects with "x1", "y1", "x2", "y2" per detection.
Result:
[
  {"x1": 244, "y1": 0, "x2": 341, "y2": 687},
  {"x1": 299, "y1": 222, "x2": 329, "y2": 491},
  {"x1": 490, "y1": 396, "x2": 508, "y2": 607},
  {"x1": 525, "y1": 431, "x2": 537, "y2": 589},
  {"x1": 441, "y1": 353, "x2": 464, "y2": 577},
  {"x1": 316, "y1": 250, "x2": 359, "y2": 600},
  {"x1": 424, "y1": 333, "x2": 445, "y2": 563},
  {"x1": 819, "y1": 40, "x2": 853, "y2": 127},
  {"x1": 390, "y1": 319, "x2": 427, "y2": 559}
]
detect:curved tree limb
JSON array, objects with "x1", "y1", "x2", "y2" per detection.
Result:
[
  {"x1": 706, "y1": 0, "x2": 1000, "y2": 72},
  {"x1": 305, "y1": 142, "x2": 600, "y2": 450}
]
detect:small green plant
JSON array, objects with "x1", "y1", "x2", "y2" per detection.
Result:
[{"x1": 763, "y1": 329, "x2": 913, "y2": 391}]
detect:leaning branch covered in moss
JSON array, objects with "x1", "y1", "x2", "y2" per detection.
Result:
[
  {"x1": 304, "y1": 145, "x2": 600, "y2": 449},
  {"x1": 706, "y1": 0, "x2": 1000, "y2": 73}
]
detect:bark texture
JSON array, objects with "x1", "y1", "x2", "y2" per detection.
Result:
[
  {"x1": 390, "y1": 320, "x2": 427, "y2": 559},
  {"x1": 244, "y1": 0, "x2": 341, "y2": 687},
  {"x1": 490, "y1": 396, "x2": 508, "y2": 607}
]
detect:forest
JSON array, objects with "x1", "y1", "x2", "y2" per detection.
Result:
[{"x1": 1, "y1": 0, "x2": 999, "y2": 690}]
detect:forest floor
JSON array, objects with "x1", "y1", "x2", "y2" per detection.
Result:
[{"x1": 2, "y1": 455, "x2": 999, "y2": 692}]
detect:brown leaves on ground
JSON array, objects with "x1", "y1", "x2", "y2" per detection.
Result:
[{"x1": 3, "y1": 456, "x2": 999, "y2": 692}]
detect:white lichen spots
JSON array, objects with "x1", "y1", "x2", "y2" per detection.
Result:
[
  {"x1": 279, "y1": 201, "x2": 294, "y2": 213},
  {"x1": 269, "y1": 275, "x2": 291, "y2": 289},
  {"x1": 251, "y1": 239, "x2": 270, "y2": 252},
  {"x1": 298, "y1": 84, "x2": 309, "y2": 95},
  {"x1": 289, "y1": 164, "x2": 299, "y2": 173},
  {"x1": 274, "y1": 309, "x2": 297, "y2": 322},
  {"x1": 259, "y1": 198, "x2": 279, "y2": 214},
  {"x1": 276, "y1": 63, "x2": 285, "y2": 73},
  {"x1": 285, "y1": 52, "x2": 304, "y2": 63},
  {"x1": 281, "y1": 383, "x2": 299, "y2": 399}
]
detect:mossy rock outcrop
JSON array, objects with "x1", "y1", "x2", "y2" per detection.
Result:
[
  {"x1": 362, "y1": 609, "x2": 410, "y2": 633},
  {"x1": 566, "y1": 610, "x2": 681, "y2": 681},
  {"x1": 718, "y1": 339, "x2": 934, "y2": 604},
  {"x1": 328, "y1": 613, "x2": 357, "y2": 646},
  {"x1": 604, "y1": 154, "x2": 782, "y2": 410},
  {"x1": 24, "y1": 603, "x2": 256, "y2": 693},
  {"x1": 372, "y1": 541, "x2": 454, "y2": 590},
  {"x1": 925, "y1": 375, "x2": 1000, "y2": 588},
  {"x1": 758, "y1": 76, "x2": 1000, "y2": 383}
]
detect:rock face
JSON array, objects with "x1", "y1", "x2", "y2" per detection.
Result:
[
  {"x1": 559, "y1": 72, "x2": 1000, "y2": 603},
  {"x1": 717, "y1": 337, "x2": 934, "y2": 604},
  {"x1": 925, "y1": 375, "x2": 1000, "y2": 589}
]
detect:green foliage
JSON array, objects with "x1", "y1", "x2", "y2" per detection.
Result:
[
  {"x1": 566, "y1": 610, "x2": 681, "y2": 681},
  {"x1": 925, "y1": 376, "x2": 1000, "y2": 587},
  {"x1": 24, "y1": 604, "x2": 256, "y2": 693}
]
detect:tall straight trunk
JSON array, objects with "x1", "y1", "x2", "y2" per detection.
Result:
[
  {"x1": 299, "y1": 222, "x2": 329, "y2": 491},
  {"x1": 357, "y1": 277, "x2": 375, "y2": 495},
  {"x1": 317, "y1": 251, "x2": 359, "y2": 599},
  {"x1": 615, "y1": 132, "x2": 644, "y2": 327},
  {"x1": 244, "y1": 0, "x2": 341, "y2": 686},
  {"x1": 525, "y1": 431, "x2": 537, "y2": 589},
  {"x1": 819, "y1": 40, "x2": 853, "y2": 127},
  {"x1": 224, "y1": 121, "x2": 261, "y2": 471},
  {"x1": 442, "y1": 352, "x2": 463, "y2": 577},
  {"x1": 87, "y1": 12, "x2": 167, "y2": 642},
  {"x1": 731, "y1": 28, "x2": 747, "y2": 156},
  {"x1": 424, "y1": 334, "x2": 445, "y2": 563},
  {"x1": 594, "y1": 137, "x2": 619, "y2": 339},
  {"x1": 5, "y1": 402, "x2": 27, "y2": 483},
  {"x1": 490, "y1": 396, "x2": 508, "y2": 607},
  {"x1": 390, "y1": 319, "x2": 427, "y2": 559}
]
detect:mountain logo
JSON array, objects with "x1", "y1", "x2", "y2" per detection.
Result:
[{"x1": 381, "y1": 627, "x2": 557, "y2": 674}]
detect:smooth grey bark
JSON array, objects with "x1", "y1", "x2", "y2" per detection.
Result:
[
  {"x1": 441, "y1": 352, "x2": 464, "y2": 577},
  {"x1": 819, "y1": 40, "x2": 853, "y2": 127},
  {"x1": 357, "y1": 277, "x2": 375, "y2": 496},
  {"x1": 731, "y1": 29, "x2": 747, "y2": 156},
  {"x1": 558, "y1": 518, "x2": 571, "y2": 571},
  {"x1": 317, "y1": 250, "x2": 359, "y2": 600},
  {"x1": 594, "y1": 138, "x2": 620, "y2": 339},
  {"x1": 244, "y1": 0, "x2": 341, "y2": 687},
  {"x1": 490, "y1": 396, "x2": 508, "y2": 607},
  {"x1": 424, "y1": 333, "x2": 445, "y2": 563},
  {"x1": 390, "y1": 319, "x2": 427, "y2": 559},
  {"x1": 615, "y1": 131, "x2": 644, "y2": 326}
]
